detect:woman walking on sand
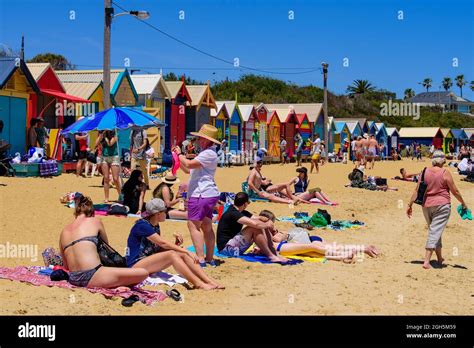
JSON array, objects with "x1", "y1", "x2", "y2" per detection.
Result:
[
  {"x1": 172, "y1": 124, "x2": 221, "y2": 268},
  {"x1": 406, "y1": 151, "x2": 468, "y2": 269}
]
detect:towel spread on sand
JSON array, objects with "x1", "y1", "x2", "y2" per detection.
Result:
[
  {"x1": 0, "y1": 266, "x2": 167, "y2": 306},
  {"x1": 277, "y1": 217, "x2": 365, "y2": 231},
  {"x1": 141, "y1": 272, "x2": 188, "y2": 287},
  {"x1": 186, "y1": 245, "x2": 302, "y2": 265}
]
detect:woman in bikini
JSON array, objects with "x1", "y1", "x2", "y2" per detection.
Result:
[
  {"x1": 258, "y1": 210, "x2": 379, "y2": 263},
  {"x1": 59, "y1": 195, "x2": 148, "y2": 288},
  {"x1": 289, "y1": 167, "x2": 337, "y2": 205}
]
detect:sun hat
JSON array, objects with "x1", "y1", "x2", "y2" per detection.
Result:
[
  {"x1": 190, "y1": 124, "x2": 221, "y2": 145},
  {"x1": 142, "y1": 198, "x2": 167, "y2": 217},
  {"x1": 161, "y1": 174, "x2": 180, "y2": 185}
]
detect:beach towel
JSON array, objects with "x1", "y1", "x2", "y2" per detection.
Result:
[
  {"x1": 0, "y1": 266, "x2": 167, "y2": 306},
  {"x1": 140, "y1": 271, "x2": 188, "y2": 288},
  {"x1": 277, "y1": 216, "x2": 365, "y2": 231},
  {"x1": 39, "y1": 162, "x2": 58, "y2": 176},
  {"x1": 457, "y1": 205, "x2": 472, "y2": 220},
  {"x1": 185, "y1": 245, "x2": 302, "y2": 265}
]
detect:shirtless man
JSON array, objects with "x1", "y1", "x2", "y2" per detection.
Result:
[
  {"x1": 367, "y1": 135, "x2": 378, "y2": 169},
  {"x1": 361, "y1": 134, "x2": 370, "y2": 168},
  {"x1": 247, "y1": 160, "x2": 297, "y2": 204},
  {"x1": 354, "y1": 136, "x2": 364, "y2": 167}
]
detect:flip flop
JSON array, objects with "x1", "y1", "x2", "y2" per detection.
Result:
[
  {"x1": 166, "y1": 289, "x2": 182, "y2": 302},
  {"x1": 121, "y1": 295, "x2": 140, "y2": 307},
  {"x1": 207, "y1": 260, "x2": 218, "y2": 267}
]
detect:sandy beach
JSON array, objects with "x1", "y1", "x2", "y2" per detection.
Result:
[{"x1": 0, "y1": 159, "x2": 472, "y2": 315}]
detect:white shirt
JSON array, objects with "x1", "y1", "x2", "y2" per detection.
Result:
[
  {"x1": 351, "y1": 140, "x2": 356, "y2": 150},
  {"x1": 312, "y1": 138, "x2": 321, "y2": 154},
  {"x1": 188, "y1": 145, "x2": 219, "y2": 198}
]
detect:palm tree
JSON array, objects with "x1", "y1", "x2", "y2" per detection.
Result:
[
  {"x1": 455, "y1": 74, "x2": 467, "y2": 97},
  {"x1": 470, "y1": 81, "x2": 474, "y2": 92},
  {"x1": 346, "y1": 80, "x2": 376, "y2": 96},
  {"x1": 404, "y1": 88, "x2": 415, "y2": 100},
  {"x1": 420, "y1": 78, "x2": 432, "y2": 92},
  {"x1": 441, "y1": 77, "x2": 452, "y2": 91}
]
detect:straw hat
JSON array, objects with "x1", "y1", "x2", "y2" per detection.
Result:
[
  {"x1": 190, "y1": 124, "x2": 221, "y2": 145},
  {"x1": 161, "y1": 174, "x2": 180, "y2": 185}
]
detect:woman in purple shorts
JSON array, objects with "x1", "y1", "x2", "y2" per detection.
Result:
[{"x1": 173, "y1": 124, "x2": 221, "y2": 268}]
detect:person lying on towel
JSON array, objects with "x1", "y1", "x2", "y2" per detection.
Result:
[
  {"x1": 393, "y1": 168, "x2": 419, "y2": 182},
  {"x1": 256, "y1": 210, "x2": 380, "y2": 263},
  {"x1": 216, "y1": 192, "x2": 289, "y2": 263}
]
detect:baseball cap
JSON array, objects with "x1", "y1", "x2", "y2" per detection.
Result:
[{"x1": 142, "y1": 198, "x2": 167, "y2": 217}]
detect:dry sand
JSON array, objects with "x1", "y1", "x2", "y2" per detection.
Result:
[{"x1": 0, "y1": 158, "x2": 472, "y2": 315}]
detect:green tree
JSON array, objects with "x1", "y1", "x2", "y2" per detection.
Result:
[
  {"x1": 27, "y1": 53, "x2": 75, "y2": 70},
  {"x1": 470, "y1": 81, "x2": 474, "y2": 92},
  {"x1": 421, "y1": 78, "x2": 432, "y2": 92},
  {"x1": 441, "y1": 77, "x2": 452, "y2": 91},
  {"x1": 346, "y1": 80, "x2": 376, "y2": 96},
  {"x1": 455, "y1": 74, "x2": 467, "y2": 97},
  {"x1": 404, "y1": 88, "x2": 415, "y2": 100}
]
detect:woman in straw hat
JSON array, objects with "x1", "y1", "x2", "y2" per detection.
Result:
[
  {"x1": 152, "y1": 174, "x2": 187, "y2": 220},
  {"x1": 172, "y1": 124, "x2": 221, "y2": 268}
]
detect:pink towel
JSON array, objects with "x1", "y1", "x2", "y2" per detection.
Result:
[
  {"x1": 171, "y1": 152, "x2": 180, "y2": 175},
  {"x1": 0, "y1": 266, "x2": 167, "y2": 306}
]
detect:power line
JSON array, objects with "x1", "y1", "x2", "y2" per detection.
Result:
[
  {"x1": 74, "y1": 64, "x2": 319, "y2": 71},
  {"x1": 111, "y1": 1, "x2": 322, "y2": 76}
]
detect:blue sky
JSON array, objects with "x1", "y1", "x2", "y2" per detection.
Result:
[{"x1": 0, "y1": 0, "x2": 473, "y2": 99}]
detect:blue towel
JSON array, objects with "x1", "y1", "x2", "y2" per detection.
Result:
[{"x1": 186, "y1": 245, "x2": 230, "y2": 259}]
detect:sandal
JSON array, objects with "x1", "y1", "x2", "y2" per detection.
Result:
[
  {"x1": 121, "y1": 295, "x2": 140, "y2": 307},
  {"x1": 166, "y1": 289, "x2": 182, "y2": 302}
]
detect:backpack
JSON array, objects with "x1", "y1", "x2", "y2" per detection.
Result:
[{"x1": 309, "y1": 213, "x2": 329, "y2": 227}]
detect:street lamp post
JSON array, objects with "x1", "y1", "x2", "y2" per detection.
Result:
[
  {"x1": 103, "y1": 1, "x2": 150, "y2": 109},
  {"x1": 322, "y1": 62, "x2": 329, "y2": 145}
]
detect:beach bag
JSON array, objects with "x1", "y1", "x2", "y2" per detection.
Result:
[
  {"x1": 287, "y1": 228, "x2": 311, "y2": 244},
  {"x1": 86, "y1": 151, "x2": 97, "y2": 164},
  {"x1": 42, "y1": 247, "x2": 64, "y2": 267},
  {"x1": 97, "y1": 234, "x2": 127, "y2": 268},
  {"x1": 375, "y1": 178, "x2": 387, "y2": 186},
  {"x1": 317, "y1": 209, "x2": 331, "y2": 225},
  {"x1": 309, "y1": 213, "x2": 328, "y2": 227},
  {"x1": 108, "y1": 203, "x2": 129, "y2": 215},
  {"x1": 414, "y1": 167, "x2": 428, "y2": 205}
]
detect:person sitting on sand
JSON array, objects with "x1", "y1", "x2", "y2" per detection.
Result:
[
  {"x1": 289, "y1": 167, "x2": 337, "y2": 205},
  {"x1": 247, "y1": 160, "x2": 298, "y2": 204},
  {"x1": 122, "y1": 169, "x2": 147, "y2": 215},
  {"x1": 126, "y1": 198, "x2": 224, "y2": 290},
  {"x1": 258, "y1": 210, "x2": 380, "y2": 263},
  {"x1": 59, "y1": 195, "x2": 149, "y2": 288},
  {"x1": 347, "y1": 167, "x2": 398, "y2": 191},
  {"x1": 216, "y1": 192, "x2": 289, "y2": 263},
  {"x1": 393, "y1": 168, "x2": 419, "y2": 182},
  {"x1": 152, "y1": 174, "x2": 188, "y2": 220}
]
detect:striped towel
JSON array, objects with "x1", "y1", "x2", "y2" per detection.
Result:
[{"x1": 39, "y1": 162, "x2": 58, "y2": 176}]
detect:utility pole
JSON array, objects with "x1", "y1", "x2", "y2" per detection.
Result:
[
  {"x1": 103, "y1": 0, "x2": 112, "y2": 109},
  {"x1": 322, "y1": 62, "x2": 329, "y2": 144}
]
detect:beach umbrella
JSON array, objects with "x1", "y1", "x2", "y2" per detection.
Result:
[{"x1": 61, "y1": 107, "x2": 165, "y2": 134}]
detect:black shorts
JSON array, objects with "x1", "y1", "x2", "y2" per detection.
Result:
[{"x1": 78, "y1": 150, "x2": 88, "y2": 160}]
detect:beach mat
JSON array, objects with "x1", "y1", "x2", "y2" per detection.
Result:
[
  {"x1": 0, "y1": 266, "x2": 167, "y2": 306},
  {"x1": 140, "y1": 271, "x2": 188, "y2": 288},
  {"x1": 186, "y1": 245, "x2": 302, "y2": 265}
]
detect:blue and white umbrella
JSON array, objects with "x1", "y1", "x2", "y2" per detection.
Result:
[{"x1": 61, "y1": 107, "x2": 165, "y2": 134}]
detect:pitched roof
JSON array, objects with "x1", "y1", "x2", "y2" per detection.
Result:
[
  {"x1": 267, "y1": 108, "x2": 295, "y2": 123},
  {"x1": 410, "y1": 91, "x2": 473, "y2": 105},
  {"x1": 463, "y1": 128, "x2": 474, "y2": 139},
  {"x1": 164, "y1": 81, "x2": 184, "y2": 98},
  {"x1": 220, "y1": 101, "x2": 237, "y2": 116},
  {"x1": 267, "y1": 110, "x2": 281, "y2": 125},
  {"x1": 334, "y1": 121, "x2": 349, "y2": 134},
  {"x1": 211, "y1": 101, "x2": 229, "y2": 118},
  {"x1": 440, "y1": 128, "x2": 453, "y2": 137},
  {"x1": 264, "y1": 103, "x2": 323, "y2": 122},
  {"x1": 25, "y1": 62, "x2": 50, "y2": 81},
  {"x1": 335, "y1": 118, "x2": 368, "y2": 130},
  {"x1": 61, "y1": 82, "x2": 102, "y2": 100},
  {"x1": 451, "y1": 129, "x2": 467, "y2": 140},
  {"x1": 385, "y1": 127, "x2": 399, "y2": 136},
  {"x1": 399, "y1": 127, "x2": 441, "y2": 138},
  {"x1": 345, "y1": 121, "x2": 361, "y2": 135},
  {"x1": 56, "y1": 69, "x2": 124, "y2": 92},
  {"x1": 130, "y1": 74, "x2": 171, "y2": 98},
  {"x1": 0, "y1": 57, "x2": 39, "y2": 92},
  {"x1": 186, "y1": 85, "x2": 216, "y2": 108},
  {"x1": 238, "y1": 104, "x2": 257, "y2": 122}
]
